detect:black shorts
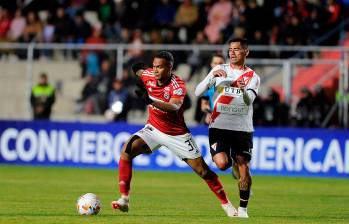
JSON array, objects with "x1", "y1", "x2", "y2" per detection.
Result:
[{"x1": 209, "y1": 128, "x2": 253, "y2": 162}]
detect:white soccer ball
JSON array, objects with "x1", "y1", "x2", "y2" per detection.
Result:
[{"x1": 76, "y1": 193, "x2": 101, "y2": 215}]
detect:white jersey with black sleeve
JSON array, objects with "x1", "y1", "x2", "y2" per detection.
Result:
[{"x1": 195, "y1": 63, "x2": 260, "y2": 132}]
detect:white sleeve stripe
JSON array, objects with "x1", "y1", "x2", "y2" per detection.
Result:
[
  {"x1": 142, "y1": 73, "x2": 153, "y2": 77},
  {"x1": 171, "y1": 77, "x2": 179, "y2": 88}
]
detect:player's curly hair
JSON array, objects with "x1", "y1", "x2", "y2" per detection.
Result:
[{"x1": 155, "y1": 51, "x2": 174, "y2": 67}]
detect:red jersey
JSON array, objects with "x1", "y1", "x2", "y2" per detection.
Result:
[{"x1": 140, "y1": 68, "x2": 189, "y2": 135}]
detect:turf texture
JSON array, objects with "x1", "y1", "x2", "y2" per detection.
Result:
[{"x1": 0, "y1": 165, "x2": 348, "y2": 224}]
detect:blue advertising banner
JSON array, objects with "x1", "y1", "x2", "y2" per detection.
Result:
[{"x1": 0, "y1": 120, "x2": 348, "y2": 178}]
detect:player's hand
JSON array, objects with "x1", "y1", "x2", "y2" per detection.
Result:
[
  {"x1": 131, "y1": 62, "x2": 147, "y2": 76},
  {"x1": 135, "y1": 78, "x2": 153, "y2": 105},
  {"x1": 204, "y1": 113, "x2": 212, "y2": 125},
  {"x1": 237, "y1": 79, "x2": 247, "y2": 89},
  {"x1": 212, "y1": 69, "x2": 227, "y2": 78}
]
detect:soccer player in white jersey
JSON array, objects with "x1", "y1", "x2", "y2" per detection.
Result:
[
  {"x1": 111, "y1": 51, "x2": 236, "y2": 217},
  {"x1": 195, "y1": 38, "x2": 261, "y2": 218}
]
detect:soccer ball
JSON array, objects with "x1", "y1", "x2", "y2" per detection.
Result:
[{"x1": 76, "y1": 193, "x2": 101, "y2": 215}]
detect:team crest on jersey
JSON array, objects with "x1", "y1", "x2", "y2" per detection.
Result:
[
  {"x1": 173, "y1": 88, "x2": 183, "y2": 96},
  {"x1": 164, "y1": 92, "x2": 170, "y2": 100}
]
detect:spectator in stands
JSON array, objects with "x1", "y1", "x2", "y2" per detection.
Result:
[
  {"x1": 102, "y1": 18, "x2": 122, "y2": 43},
  {"x1": 204, "y1": 0, "x2": 232, "y2": 43},
  {"x1": 65, "y1": 0, "x2": 89, "y2": 18},
  {"x1": 296, "y1": 87, "x2": 315, "y2": 127},
  {"x1": 125, "y1": 29, "x2": 144, "y2": 67},
  {"x1": 196, "y1": 0, "x2": 213, "y2": 32},
  {"x1": 305, "y1": 6, "x2": 326, "y2": 45},
  {"x1": 30, "y1": 73, "x2": 56, "y2": 120},
  {"x1": 244, "y1": 0, "x2": 269, "y2": 38},
  {"x1": 72, "y1": 10, "x2": 91, "y2": 43},
  {"x1": 119, "y1": 0, "x2": 143, "y2": 29},
  {"x1": 162, "y1": 28, "x2": 180, "y2": 44},
  {"x1": 97, "y1": 0, "x2": 116, "y2": 24},
  {"x1": 52, "y1": 6, "x2": 73, "y2": 43},
  {"x1": 174, "y1": 0, "x2": 199, "y2": 43},
  {"x1": 312, "y1": 85, "x2": 331, "y2": 127},
  {"x1": 76, "y1": 75, "x2": 98, "y2": 114},
  {"x1": 80, "y1": 25, "x2": 106, "y2": 77},
  {"x1": 153, "y1": 0, "x2": 177, "y2": 29},
  {"x1": 252, "y1": 95, "x2": 264, "y2": 126},
  {"x1": 105, "y1": 79, "x2": 129, "y2": 122},
  {"x1": 0, "y1": 8, "x2": 11, "y2": 40},
  {"x1": 41, "y1": 12, "x2": 55, "y2": 58},
  {"x1": 263, "y1": 89, "x2": 290, "y2": 126},
  {"x1": 95, "y1": 58, "x2": 114, "y2": 112},
  {"x1": 187, "y1": 31, "x2": 208, "y2": 81},
  {"x1": 249, "y1": 30, "x2": 270, "y2": 58},
  {"x1": 324, "y1": 0, "x2": 342, "y2": 45},
  {"x1": 22, "y1": 11, "x2": 43, "y2": 42},
  {"x1": 7, "y1": 8, "x2": 26, "y2": 42}
]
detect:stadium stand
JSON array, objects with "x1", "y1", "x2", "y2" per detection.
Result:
[{"x1": 0, "y1": 0, "x2": 348, "y2": 127}]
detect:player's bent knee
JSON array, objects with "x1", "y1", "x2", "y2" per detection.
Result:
[
  {"x1": 124, "y1": 136, "x2": 139, "y2": 154},
  {"x1": 215, "y1": 161, "x2": 230, "y2": 171}
]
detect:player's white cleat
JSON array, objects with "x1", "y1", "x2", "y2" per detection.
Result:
[
  {"x1": 221, "y1": 201, "x2": 237, "y2": 217},
  {"x1": 235, "y1": 207, "x2": 249, "y2": 218},
  {"x1": 111, "y1": 196, "x2": 129, "y2": 212}
]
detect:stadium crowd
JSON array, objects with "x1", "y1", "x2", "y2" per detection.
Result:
[
  {"x1": 0, "y1": 0, "x2": 347, "y2": 127},
  {"x1": 1, "y1": 0, "x2": 347, "y2": 46}
]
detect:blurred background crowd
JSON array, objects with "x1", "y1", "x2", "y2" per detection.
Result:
[{"x1": 0, "y1": 0, "x2": 348, "y2": 128}]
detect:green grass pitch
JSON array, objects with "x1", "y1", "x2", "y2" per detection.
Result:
[{"x1": 0, "y1": 165, "x2": 348, "y2": 224}]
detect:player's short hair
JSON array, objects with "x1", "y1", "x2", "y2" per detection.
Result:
[
  {"x1": 228, "y1": 37, "x2": 248, "y2": 48},
  {"x1": 155, "y1": 51, "x2": 174, "y2": 67}
]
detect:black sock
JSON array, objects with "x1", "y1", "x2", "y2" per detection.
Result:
[{"x1": 239, "y1": 190, "x2": 250, "y2": 208}]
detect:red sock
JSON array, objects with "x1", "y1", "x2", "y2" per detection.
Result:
[
  {"x1": 118, "y1": 158, "x2": 132, "y2": 196},
  {"x1": 204, "y1": 172, "x2": 229, "y2": 204}
]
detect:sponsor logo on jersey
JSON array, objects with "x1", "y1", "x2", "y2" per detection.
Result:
[{"x1": 173, "y1": 88, "x2": 183, "y2": 96}]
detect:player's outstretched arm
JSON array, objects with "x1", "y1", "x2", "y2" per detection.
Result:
[
  {"x1": 149, "y1": 97, "x2": 182, "y2": 112},
  {"x1": 195, "y1": 69, "x2": 226, "y2": 96},
  {"x1": 195, "y1": 73, "x2": 220, "y2": 96}
]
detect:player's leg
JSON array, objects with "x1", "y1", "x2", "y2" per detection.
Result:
[
  {"x1": 209, "y1": 128, "x2": 232, "y2": 170},
  {"x1": 231, "y1": 161, "x2": 240, "y2": 179},
  {"x1": 212, "y1": 152, "x2": 231, "y2": 170},
  {"x1": 231, "y1": 131, "x2": 253, "y2": 218},
  {"x1": 112, "y1": 135, "x2": 151, "y2": 212},
  {"x1": 235, "y1": 155, "x2": 251, "y2": 218},
  {"x1": 185, "y1": 157, "x2": 237, "y2": 217},
  {"x1": 118, "y1": 135, "x2": 151, "y2": 195}
]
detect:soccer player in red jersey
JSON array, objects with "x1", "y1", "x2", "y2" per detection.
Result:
[{"x1": 111, "y1": 51, "x2": 236, "y2": 217}]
